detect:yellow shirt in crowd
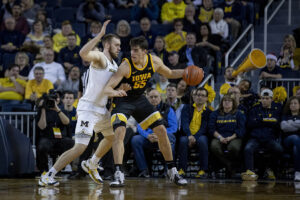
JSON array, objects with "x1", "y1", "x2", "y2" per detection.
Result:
[
  {"x1": 189, "y1": 104, "x2": 206, "y2": 135},
  {"x1": 161, "y1": 1, "x2": 187, "y2": 23},
  {"x1": 0, "y1": 77, "x2": 27, "y2": 101},
  {"x1": 164, "y1": 31, "x2": 187, "y2": 52},
  {"x1": 52, "y1": 32, "x2": 81, "y2": 53},
  {"x1": 25, "y1": 79, "x2": 54, "y2": 99}
]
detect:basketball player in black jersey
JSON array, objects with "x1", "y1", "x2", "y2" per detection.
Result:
[{"x1": 104, "y1": 36, "x2": 187, "y2": 187}]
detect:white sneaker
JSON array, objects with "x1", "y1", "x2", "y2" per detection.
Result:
[
  {"x1": 167, "y1": 167, "x2": 188, "y2": 186},
  {"x1": 110, "y1": 171, "x2": 125, "y2": 187},
  {"x1": 38, "y1": 171, "x2": 59, "y2": 187},
  {"x1": 295, "y1": 171, "x2": 300, "y2": 182},
  {"x1": 81, "y1": 159, "x2": 103, "y2": 184}
]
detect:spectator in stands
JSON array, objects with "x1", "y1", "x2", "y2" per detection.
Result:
[
  {"x1": 2, "y1": 3, "x2": 30, "y2": 35},
  {"x1": 151, "y1": 36, "x2": 170, "y2": 66},
  {"x1": 116, "y1": 0, "x2": 137, "y2": 9},
  {"x1": 164, "y1": 18, "x2": 187, "y2": 52},
  {"x1": 52, "y1": 20, "x2": 81, "y2": 53},
  {"x1": 182, "y1": 3, "x2": 201, "y2": 34},
  {"x1": 209, "y1": 94, "x2": 245, "y2": 178},
  {"x1": 219, "y1": 66, "x2": 241, "y2": 97},
  {"x1": 167, "y1": 51, "x2": 187, "y2": 84},
  {"x1": 21, "y1": 0, "x2": 41, "y2": 26},
  {"x1": 238, "y1": 79, "x2": 259, "y2": 113},
  {"x1": 197, "y1": 0, "x2": 214, "y2": 23},
  {"x1": 36, "y1": 90, "x2": 74, "y2": 172},
  {"x1": 7, "y1": 52, "x2": 31, "y2": 81},
  {"x1": 280, "y1": 34, "x2": 296, "y2": 57},
  {"x1": 242, "y1": 89, "x2": 283, "y2": 181},
  {"x1": 25, "y1": 66, "x2": 53, "y2": 104},
  {"x1": 221, "y1": 0, "x2": 243, "y2": 40},
  {"x1": 0, "y1": 64, "x2": 26, "y2": 107},
  {"x1": 277, "y1": 45, "x2": 296, "y2": 70},
  {"x1": 35, "y1": 9, "x2": 53, "y2": 36},
  {"x1": 131, "y1": 89, "x2": 177, "y2": 177},
  {"x1": 281, "y1": 96, "x2": 300, "y2": 181},
  {"x1": 295, "y1": 87, "x2": 300, "y2": 98},
  {"x1": 58, "y1": 33, "x2": 81, "y2": 74},
  {"x1": 0, "y1": 0, "x2": 15, "y2": 21},
  {"x1": 57, "y1": 66, "x2": 80, "y2": 94},
  {"x1": 196, "y1": 23, "x2": 222, "y2": 76},
  {"x1": 0, "y1": 17, "x2": 25, "y2": 53},
  {"x1": 209, "y1": 8, "x2": 229, "y2": 40},
  {"x1": 136, "y1": 17, "x2": 157, "y2": 49},
  {"x1": 227, "y1": 86, "x2": 248, "y2": 115},
  {"x1": 80, "y1": 21, "x2": 102, "y2": 49},
  {"x1": 76, "y1": 0, "x2": 106, "y2": 24},
  {"x1": 165, "y1": 83, "x2": 182, "y2": 111},
  {"x1": 22, "y1": 20, "x2": 46, "y2": 54},
  {"x1": 60, "y1": 91, "x2": 77, "y2": 137},
  {"x1": 178, "y1": 87, "x2": 211, "y2": 178},
  {"x1": 28, "y1": 48, "x2": 66, "y2": 87},
  {"x1": 240, "y1": 0, "x2": 255, "y2": 25},
  {"x1": 259, "y1": 53, "x2": 283, "y2": 79},
  {"x1": 152, "y1": 74, "x2": 169, "y2": 101},
  {"x1": 131, "y1": 0, "x2": 159, "y2": 24},
  {"x1": 178, "y1": 32, "x2": 207, "y2": 73},
  {"x1": 161, "y1": 0, "x2": 187, "y2": 24},
  {"x1": 116, "y1": 20, "x2": 132, "y2": 61}
]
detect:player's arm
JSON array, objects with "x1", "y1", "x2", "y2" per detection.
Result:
[
  {"x1": 79, "y1": 20, "x2": 110, "y2": 66},
  {"x1": 152, "y1": 55, "x2": 184, "y2": 79},
  {"x1": 104, "y1": 61, "x2": 130, "y2": 97}
]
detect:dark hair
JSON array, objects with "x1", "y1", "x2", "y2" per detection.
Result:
[
  {"x1": 130, "y1": 36, "x2": 148, "y2": 50},
  {"x1": 34, "y1": 66, "x2": 44, "y2": 72},
  {"x1": 187, "y1": 32, "x2": 197, "y2": 38},
  {"x1": 102, "y1": 33, "x2": 120, "y2": 46},
  {"x1": 8, "y1": 64, "x2": 20, "y2": 70},
  {"x1": 167, "y1": 83, "x2": 177, "y2": 89},
  {"x1": 63, "y1": 90, "x2": 75, "y2": 99},
  {"x1": 200, "y1": 23, "x2": 211, "y2": 35},
  {"x1": 240, "y1": 79, "x2": 252, "y2": 90},
  {"x1": 173, "y1": 18, "x2": 183, "y2": 25},
  {"x1": 219, "y1": 94, "x2": 237, "y2": 115},
  {"x1": 283, "y1": 96, "x2": 300, "y2": 115},
  {"x1": 33, "y1": 20, "x2": 44, "y2": 30},
  {"x1": 224, "y1": 66, "x2": 234, "y2": 75}
]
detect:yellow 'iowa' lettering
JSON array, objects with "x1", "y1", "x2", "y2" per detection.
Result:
[{"x1": 132, "y1": 73, "x2": 152, "y2": 82}]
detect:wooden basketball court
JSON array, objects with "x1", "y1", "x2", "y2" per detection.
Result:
[{"x1": 0, "y1": 177, "x2": 300, "y2": 200}]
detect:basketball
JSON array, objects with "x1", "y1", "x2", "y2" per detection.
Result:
[{"x1": 182, "y1": 65, "x2": 204, "y2": 86}]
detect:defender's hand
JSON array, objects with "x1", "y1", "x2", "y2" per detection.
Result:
[{"x1": 118, "y1": 83, "x2": 131, "y2": 92}]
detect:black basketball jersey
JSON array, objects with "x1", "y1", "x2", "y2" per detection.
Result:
[{"x1": 120, "y1": 54, "x2": 155, "y2": 96}]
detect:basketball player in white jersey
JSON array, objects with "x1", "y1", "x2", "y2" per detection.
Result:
[{"x1": 39, "y1": 20, "x2": 126, "y2": 186}]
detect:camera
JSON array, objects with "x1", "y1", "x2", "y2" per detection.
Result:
[{"x1": 41, "y1": 90, "x2": 58, "y2": 109}]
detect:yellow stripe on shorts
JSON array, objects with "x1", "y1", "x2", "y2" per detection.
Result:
[
  {"x1": 111, "y1": 113, "x2": 128, "y2": 125},
  {"x1": 139, "y1": 111, "x2": 162, "y2": 130}
]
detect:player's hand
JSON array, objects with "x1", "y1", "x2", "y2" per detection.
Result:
[
  {"x1": 118, "y1": 83, "x2": 131, "y2": 92},
  {"x1": 112, "y1": 89, "x2": 127, "y2": 97},
  {"x1": 99, "y1": 20, "x2": 110, "y2": 37}
]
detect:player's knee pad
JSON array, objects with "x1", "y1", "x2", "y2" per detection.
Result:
[{"x1": 111, "y1": 113, "x2": 127, "y2": 131}]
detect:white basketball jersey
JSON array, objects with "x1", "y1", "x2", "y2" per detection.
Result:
[{"x1": 77, "y1": 54, "x2": 118, "y2": 114}]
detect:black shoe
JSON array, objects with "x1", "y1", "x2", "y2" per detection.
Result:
[{"x1": 138, "y1": 169, "x2": 150, "y2": 178}]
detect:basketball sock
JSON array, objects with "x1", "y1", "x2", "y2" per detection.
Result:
[
  {"x1": 48, "y1": 167, "x2": 57, "y2": 178},
  {"x1": 166, "y1": 161, "x2": 175, "y2": 170},
  {"x1": 90, "y1": 154, "x2": 100, "y2": 166},
  {"x1": 115, "y1": 164, "x2": 122, "y2": 172}
]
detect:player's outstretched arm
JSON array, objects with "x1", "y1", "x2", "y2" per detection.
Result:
[
  {"x1": 152, "y1": 55, "x2": 184, "y2": 79},
  {"x1": 79, "y1": 20, "x2": 110, "y2": 63},
  {"x1": 104, "y1": 61, "x2": 130, "y2": 97}
]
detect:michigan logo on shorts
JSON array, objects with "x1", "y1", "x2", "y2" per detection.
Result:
[{"x1": 80, "y1": 120, "x2": 89, "y2": 127}]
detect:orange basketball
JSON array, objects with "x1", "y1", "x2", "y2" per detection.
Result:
[{"x1": 182, "y1": 65, "x2": 204, "y2": 86}]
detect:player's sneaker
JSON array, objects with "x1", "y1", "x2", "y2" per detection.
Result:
[
  {"x1": 38, "y1": 171, "x2": 59, "y2": 187},
  {"x1": 241, "y1": 169, "x2": 258, "y2": 181},
  {"x1": 167, "y1": 167, "x2": 188, "y2": 186},
  {"x1": 81, "y1": 159, "x2": 103, "y2": 184},
  {"x1": 110, "y1": 170, "x2": 125, "y2": 187}
]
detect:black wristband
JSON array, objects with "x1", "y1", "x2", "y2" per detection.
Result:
[{"x1": 57, "y1": 110, "x2": 62, "y2": 114}]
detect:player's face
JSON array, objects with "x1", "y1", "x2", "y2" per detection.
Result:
[
  {"x1": 109, "y1": 38, "x2": 121, "y2": 59},
  {"x1": 131, "y1": 46, "x2": 146, "y2": 63}
]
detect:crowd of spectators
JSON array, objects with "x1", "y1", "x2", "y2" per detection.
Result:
[{"x1": 0, "y1": 0, "x2": 300, "y2": 182}]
